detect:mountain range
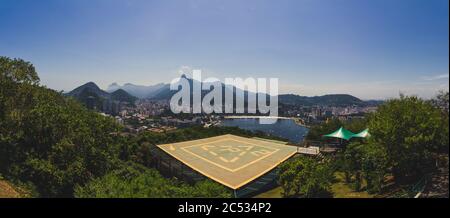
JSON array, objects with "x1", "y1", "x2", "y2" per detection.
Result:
[
  {"x1": 106, "y1": 82, "x2": 167, "y2": 99},
  {"x1": 66, "y1": 82, "x2": 138, "y2": 107},
  {"x1": 67, "y1": 76, "x2": 374, "y2": 107}
]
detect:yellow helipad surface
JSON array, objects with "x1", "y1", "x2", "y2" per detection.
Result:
[{"x1": 157, "y1": 134, "x2": 297, "y2": 189}]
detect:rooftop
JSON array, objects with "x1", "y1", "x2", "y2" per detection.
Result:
[{"x1": 157, "y1": 134, "x2": 297, "y2": 189}]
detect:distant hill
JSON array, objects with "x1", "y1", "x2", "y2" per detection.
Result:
[
  {"x1": 67, "y1": 82, "x2": 110, "y2": 99},
  {"x1": 66, "y1": 82, "x2": 137, "y2": 109},
  {"x1": 69, "y1": 79, "x2": 373, "y2": 108},
  {"x1": 278, "y1": 94, "x2": 365, "y2": 106},
  {"x1": 106, "y1": 82, "x2": 166, "y2": 99},
  {"x1": 110, "y1": 89, "x2": 138, "y2": 104},
  {"x1": 148, "y1": 83, "x2": 173, "y2": 100},
  {"x1": 364, "y1": 99, "x2": 385, "y2": 106}
]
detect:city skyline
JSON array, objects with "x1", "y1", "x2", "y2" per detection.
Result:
[{"x1": 0, "y1": 0, "x2": 448, "y2": 99}]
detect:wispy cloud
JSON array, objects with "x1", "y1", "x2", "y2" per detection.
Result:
[{"x1": 421, "y1": 74, "x2": 449, "y2": 81}]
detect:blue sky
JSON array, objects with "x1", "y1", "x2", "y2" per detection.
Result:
[{"x1": 0, "y1": 0, "x2": 448, "y2": 99}]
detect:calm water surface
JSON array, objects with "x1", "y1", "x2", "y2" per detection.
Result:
[{"x1": 219, "y1": 118, "x2": 309, "y2": 143}]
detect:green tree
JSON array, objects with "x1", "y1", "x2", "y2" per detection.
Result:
[
  {"x1": 1, "y1": 56, "x2": 122, "y2": 196},
  {"x1": 367, "y1": 94, "x2": 446, "y2": 183},
  {"x1": 430, "y1": 90, "x2": 449, "y2": 116},
  {"x1": 430, "y1": 91, "x2": 449, "y2": 154},
  {"x1": 278, "y1": 156, "x2": 334, "y2": 198},
  {"x1": 339, "y1": 142, "x2": 364, "y2": 190},
  {"x1": 360, "y1": 143, "x2": 388, "y2": 193},
  {"x1": 74, "y1": 162, "x2": 232, "y2": 198}
]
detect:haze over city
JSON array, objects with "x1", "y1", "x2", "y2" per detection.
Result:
[{"x1": 0, "y1": 0, "x2": 448, "y2": 99}]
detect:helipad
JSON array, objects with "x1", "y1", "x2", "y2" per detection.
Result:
[{"x1": 157, "y1": 134, "x2": 297, "y2": 189}]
